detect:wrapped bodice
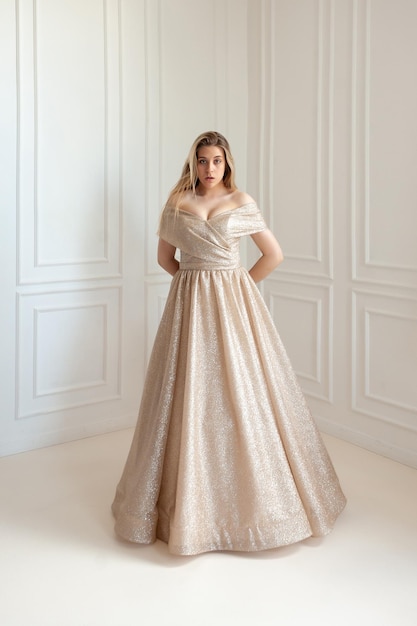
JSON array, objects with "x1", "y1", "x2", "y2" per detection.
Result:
[{"x1": 158, "y1": 202, "x2": 266, "y2": 270}]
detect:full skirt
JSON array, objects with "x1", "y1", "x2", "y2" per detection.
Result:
[{"x1": 112, "y1": 268, "x2": 346, "y2": 555}]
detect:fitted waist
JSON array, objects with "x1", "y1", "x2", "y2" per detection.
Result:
[{"x1": 179, "y1": 262, "x2": 242, "y2": 271}]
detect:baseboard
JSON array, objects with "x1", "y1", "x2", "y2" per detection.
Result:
[
  {"x1": 0, "y1": 414, "x2": 137, "y2": 457},
  {"x1": 315, "y1": 415, "x2": 417, "y2": 469}
]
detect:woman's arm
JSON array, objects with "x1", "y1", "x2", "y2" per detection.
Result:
[
  {"x1": 157, "y1": 238, "x2": 179, "y2": 276},
  {"x1": 248, "y1": 229, "x2": 284, "y2": 283}
]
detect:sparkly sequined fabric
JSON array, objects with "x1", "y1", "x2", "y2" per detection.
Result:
[{"x1": 112, "y1": 203, "x2": 346, "y2": 555}]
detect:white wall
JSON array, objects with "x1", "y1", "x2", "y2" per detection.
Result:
[
  {"x1": 0, "y1": 0, "x2": 248, "y2": 456},
  {"x1": 248, "y1": 0, "x2": 417, "y2": 467},
  {"x1": 1, "y1": 0, "x2": 416, "y2": 467}
]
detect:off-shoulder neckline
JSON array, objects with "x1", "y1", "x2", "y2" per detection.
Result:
[{"x1": 173, "y1": 202, "x2": 257, "y2": 222}]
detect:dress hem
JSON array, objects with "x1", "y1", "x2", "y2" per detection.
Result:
[{"x1": 111, "y1": 499, "x2": 346, "y2": 556}]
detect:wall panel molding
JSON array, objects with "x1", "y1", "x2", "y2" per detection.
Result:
[
  {"x1": 265, "y1": 278, "x2": 333, "y2": 402},
  {"x1": 214, "y1": 0, "x2": 228, "y2": 132},
  {"x1": 351, "y1": 0, "x2": 417, "y2": 288},
  {"x1": 352, "y1": 289, "x2": 417, "y2": 432},
  {"x1": 16, "y1": 285, "x2": 122, "y2": 418},
  {"x1": 17, "y1": 0, "x2": 122, "y2": 284},
  {"x1": 144, "y1": 0, "x2": 162, "y2": 278},
  {"x1": 269, "y1": 0, "x2": 334, "y2": 279}
]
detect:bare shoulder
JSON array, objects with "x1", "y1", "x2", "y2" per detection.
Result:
[
  {"x1": 175, "y1": 190, "x2": 194, "y2": 210},
  {"x1": 231, "y1": 190, "x2": 257, "y2": 209}
]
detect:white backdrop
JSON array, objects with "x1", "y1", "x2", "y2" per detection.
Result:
[
  {"x1": 0, "y1": 0, "x2": 416, "y2": 466},
  {"x1": 247, "y1": 0, "x2": 417, "y2": 467}
]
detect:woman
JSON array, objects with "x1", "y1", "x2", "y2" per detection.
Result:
[{"x1": 112, "y1": 131, "x2": 346, "y2": 555}]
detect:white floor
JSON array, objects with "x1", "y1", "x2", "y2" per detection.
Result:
[{"x1": 1, "y1": 430, "x2": 417, "y2": 626}]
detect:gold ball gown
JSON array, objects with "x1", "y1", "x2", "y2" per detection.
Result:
[{"x1": 112, "y1": 203, "x2": 346, "y2": 555}]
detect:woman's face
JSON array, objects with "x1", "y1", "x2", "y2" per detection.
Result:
[{"x1": 196, "y1": 145, "x2": 226, "y2": 191}]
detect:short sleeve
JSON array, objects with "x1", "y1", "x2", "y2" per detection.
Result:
[
  {"x1": 157, "y1": 207, "x2": 178, "y2": 246},
  {"x1": 230, "y1": 202, "x2": 267, "y2": 237}
]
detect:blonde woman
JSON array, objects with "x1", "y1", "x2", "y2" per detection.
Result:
[{"x1": 112, "y1": 131, "x2": 346, "y2": 555}]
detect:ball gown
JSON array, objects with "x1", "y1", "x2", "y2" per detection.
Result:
[{"x1": 112, "y1": 202, "x2": 346, "y2": 555}]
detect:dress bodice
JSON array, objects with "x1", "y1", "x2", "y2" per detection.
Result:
[{"x1": 158, "y1": 202, "x2": 266, "y2": 270}]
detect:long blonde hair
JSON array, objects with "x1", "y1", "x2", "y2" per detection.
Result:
[{"x1": 165, "y1": 131, "x2": 237, "y2": 210}]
